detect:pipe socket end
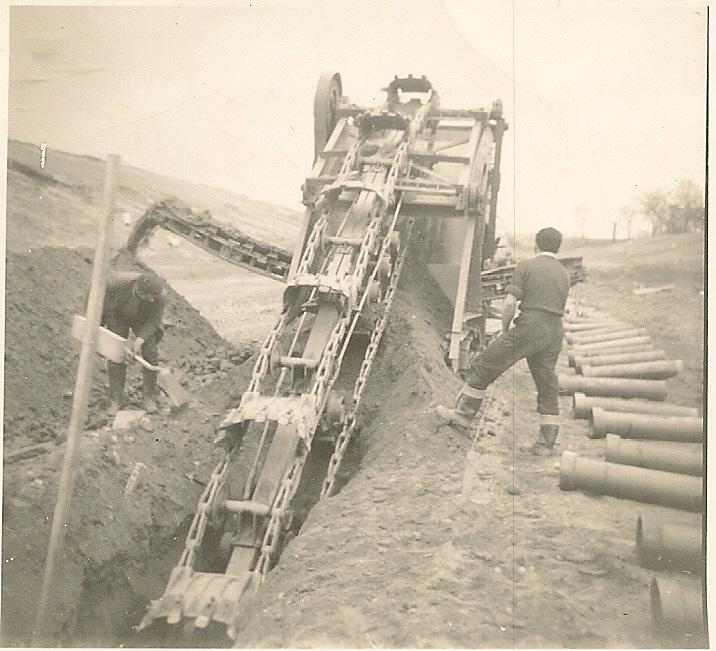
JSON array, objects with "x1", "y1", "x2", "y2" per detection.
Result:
[
  {"x1": 572, "y1": 392, "x2": 588, "y2": 419},
  {"x1": 589, "y1": 407, "x2": 606, "y2": 438},
  {"x1": 604, "y1": 433, "x2": 620, "y2": 460},
  {"x1": 558, "y1": 450, "x2": 578, "y2": 490}
]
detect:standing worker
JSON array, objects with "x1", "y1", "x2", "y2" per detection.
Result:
[
  {"x1": 102, "y1": 271, "x2": 166, "y2": 415},
  {"x1": 437, "y1": 227, "x2": 570, "y2": 455}
]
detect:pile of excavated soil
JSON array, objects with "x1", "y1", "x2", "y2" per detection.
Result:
[
  {"x1": 234, "y1": 256, "x2": 704, "y2": 649},
  {"x1": 2, "y1": 246, "x2": 256, "y2": 646},
  {"x1": 4, "y1": 247, "x2": 250, "y2": 452}
]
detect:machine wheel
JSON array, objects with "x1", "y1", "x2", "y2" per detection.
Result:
[{"x1": 314, "y1": 71, "x2": 343, "y2": 162}]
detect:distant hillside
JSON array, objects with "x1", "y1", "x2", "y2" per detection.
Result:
[
  {"x1": 6, "y1": 139, "x2": 302, "y2": 254},
  {"x1": 561, "y1": 231, "x2": 704, "y2": 272},
  {"x1": 497, "y1": 230, "x2": 703, "y2": 275}
]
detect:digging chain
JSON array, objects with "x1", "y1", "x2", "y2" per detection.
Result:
[
  {"x1": 169, "y1": 113, "x2": 423, "y2": 617},
  {"x1": 178, "y1": 456, "x2": 230, "y2": 570},
  {"x1": 320, "y1": 216, "x2": 414, "y2": 498},
  {"x1": 294, "y1": 215, "x2": 328, "y2": 278},
  {"x1": 253, "y1": 215, "x2": 407, "y2": 576},
  {"x1": 247, "y1": 314, "x2": 287, "y2": 394},
  {"x1": 253, "y1": 450, "x2": 307, "y2": 577},
  {"x1": 250, "y1": 314, "x2": 350, "y2": 580}
]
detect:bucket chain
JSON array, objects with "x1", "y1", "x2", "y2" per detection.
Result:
[{"x1": 321, "y1": 217, "x2": 414, "y2": 498}]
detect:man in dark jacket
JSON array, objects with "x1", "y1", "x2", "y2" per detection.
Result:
[
  {"x1": 437, "y1": 227, "x2": 571, "y2": 454},
  {"x1": 102, "y1": 271, "x2": 166, "y2": 414}
]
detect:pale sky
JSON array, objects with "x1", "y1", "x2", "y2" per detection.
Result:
[{"x1": 7, "y1": 0, "x2": 707, "y2": 238}]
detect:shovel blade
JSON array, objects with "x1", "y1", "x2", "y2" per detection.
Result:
[{"x1": 158, "y1": 369, "x2": 190, "y2": 408}]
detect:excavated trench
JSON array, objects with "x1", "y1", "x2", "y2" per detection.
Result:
[
  {"x1": 69, "y1": 382, "x2": 371, "y2": 647},
  {"x1": 56, "y1": 247, "x2": 446, "y2": 648},
  {"x1": 40, "y1": 254, "x2": 392, "y2": 647},
  {"x1": 1, "y1": 228, "x2": 456, "y2": 647}
]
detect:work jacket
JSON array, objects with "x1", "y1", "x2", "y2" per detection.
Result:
[{"x1": 101, "y1": 272, "x2": 166, "y2": 341}]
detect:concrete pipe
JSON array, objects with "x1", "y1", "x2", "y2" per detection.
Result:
[
  {"x1": 582, "y1": 360, "x2": 683, "y2": 380},
  {"x1": 571, "y1": 328, "x2": 648, "y2": 346},
  {"x1": 575, "y1": 350, "x2": 666, "y2": 369},
  {"x1": 590, "y1": 408, "x2": 702, "y2": 442},
  {"x1": 571, "y1": 393, "x2": 699, "y2": 420},
  {"x1": 565, "y1": 326, "x2": 636, "y2": 345},
  {"x1": 564, "y1": 321, "x2": 629, "y2": 334},
  {"x1": 651, "y1": 576, "x2": 704, "y2": 634},
  {"x1": 636, "y1": 515, "x2": 703, "y2": 571},
  {"x1": 570, "y1": 335, "x2": 652, "y2": 353},
  {"x1": 605, "y1": 434, "x2": 703, "y2": 475},
  {"x1": 559, "y1": 375, "x2": 668, "y2": 400},
  {"x1": 559, "y1": 451, "x2": 702, "y2": 511},
  {"x1": 564, "y1": 314, "x2": 611, "y2": 324},
  {"x1": 564, "y1": 326, "x2": 633, "y2": 344},
  {"x1": 567, "y1": 344, "x2": 655, "y2": 367}
]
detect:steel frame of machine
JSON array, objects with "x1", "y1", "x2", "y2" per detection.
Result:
[{"x1": 137, "y1": 72, "x2": 509, "y2": 643}]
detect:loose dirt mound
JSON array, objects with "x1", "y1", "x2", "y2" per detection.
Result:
[
  {"x1": 4, "y1": 247, "x2": 246, "y2": 452},
  {"x1": 2, "y1": 246, "x2": 256, "y2": 646}
]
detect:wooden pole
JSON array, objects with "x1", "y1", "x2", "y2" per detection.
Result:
[{"x1": 31, "y1": 154, "x2": 120, "y2": 645}]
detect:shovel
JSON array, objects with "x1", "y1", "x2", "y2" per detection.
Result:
[
  {"x1": 72, "y1": 314, "x2": 189, "y2": 409},
  {"x1": 123, "y1": 347, "x2": 189, "y2": 410}
]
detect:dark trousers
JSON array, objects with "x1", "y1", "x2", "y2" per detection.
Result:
[
  {"x1": 105, "y1": 317, "x2": 163, "y2": 365},
  {"x1": 464, "y1": 310, "x2": 563, "y2": 416}
]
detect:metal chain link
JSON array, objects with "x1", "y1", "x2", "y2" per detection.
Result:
[
  {"x1": 321, "y1": 217, "x2": 415, "y2": 497},
  {"x1": 165, "y1": 102, "x2": 431, "y2": 629},
  {"x1": 177, "y1": 456, "x2": 230, "y2": 569}
]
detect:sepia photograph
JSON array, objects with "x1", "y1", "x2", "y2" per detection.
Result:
[{"x1": 2, "y1": 0, "x2": 708, "y2": 647}]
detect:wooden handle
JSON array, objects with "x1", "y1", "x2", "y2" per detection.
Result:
[{"x1": 123, "y1": 347, "x2": 162, "y2": 373}]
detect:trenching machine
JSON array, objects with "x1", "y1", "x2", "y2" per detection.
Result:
[{"x1": 130, "y1": 73, "x2": 581, "y2": 643}]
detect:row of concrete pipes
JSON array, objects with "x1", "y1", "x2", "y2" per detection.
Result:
[{"x1": 556, "y1": 301, "x2": 705, "y2": 639}]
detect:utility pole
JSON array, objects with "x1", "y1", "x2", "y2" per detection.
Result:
[
  {"x1": 32, "y1": 154, "x2": 120, "y2": 645},
  {"x1": 575, "y1": 204, "x2": 590, "y2": 241}
]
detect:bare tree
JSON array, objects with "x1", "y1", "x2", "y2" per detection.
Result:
[
  {"x1": 670, "y1": 179, "x2": 704, "y2": 233},
  {"x1": 639, "y1": 190, "x2": 670, "y2": 236},
  {"x1": 632, "y1": 180, "x2": 703, "y2": 237}
]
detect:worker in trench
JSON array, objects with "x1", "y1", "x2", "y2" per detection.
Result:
[
  {"x1": 437, "y1": 227, "x2": 570, "y2": 455},
  {"x1": 102, "y1": 271, "x2": 166, "y2": 415}
]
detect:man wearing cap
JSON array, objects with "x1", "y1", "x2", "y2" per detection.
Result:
[
  {"x1": 437, "y1": 227, "x2": 570, "y2": 455},
  {"x1": 102, "y1": 271, "x2": 166, "y2": 414}
]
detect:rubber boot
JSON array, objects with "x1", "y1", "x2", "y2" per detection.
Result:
[
  {"x1": 436, "y1": 385, "x2": 486, "y2": 429},
  {"x1": 531, "y1": 424, "x2": 560, "y2": 456},
  {"x1": 107, "y1": 362, "x2": 127, "y2": 416},
  {"x1": 142, "y1": 368, "x2": 159, "y2": 414}
]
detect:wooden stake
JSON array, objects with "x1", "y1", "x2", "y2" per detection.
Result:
[{"x1": 31, "y1": 154, "x2": 120, "y2": 645}]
